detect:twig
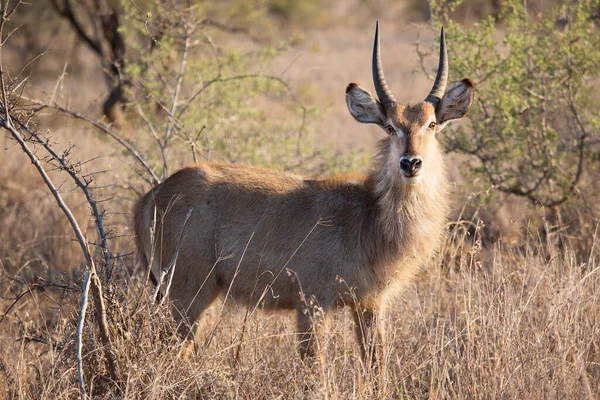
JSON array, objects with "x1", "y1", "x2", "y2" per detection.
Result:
[
  {"x1": 163, "y1": 32, "x2": 189, "y2": 147},
  {"x1": 25, "y1": 98, "x2": 160, "y2": 184},
  {"x1": 415, "y1": 33, "x2": 435, "y2": 81},
  {"x1": 0, "y1": 283, "x2": 35, "y2": 325},
  {"x1": 199, "y1": 18, "x2": 259, "y2": 42},
  {"x1": 564, "y1": 82, "x2": 588, "y2": 200},
  {"x1": 19, "y1": 121, "x2": 112, "y2": 280},
  {"x1": 130, "y1": 93, "x2": 164, "y2": 161},
  {"x1": 76, "y1": 270, "x2": 91, "y2": 400},
  {"x1": 160, "y1": 207, "x2": 193, "y2": 304},
  {"x1": 0, "y1": 279, "x2": 73, "y2": 325},
  {"x1": 204, "y1": 125, "x2": 211, "y2": 161}
]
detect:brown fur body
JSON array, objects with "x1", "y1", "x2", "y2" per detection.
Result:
[{"x1": 135, "y1": 142, "x2": 448, "y2": 304}]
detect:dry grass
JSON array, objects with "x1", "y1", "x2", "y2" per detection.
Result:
[
  {"x1": 1, "y1": 219, "x2": 599, "y2": 398},
  {"x1": 2, "y1": 124, "x2": 599, "y2": 400}
]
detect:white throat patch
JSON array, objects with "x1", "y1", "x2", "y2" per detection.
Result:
[{"x1": 402, "y1": 175, "x2": 423, "y2": 185}]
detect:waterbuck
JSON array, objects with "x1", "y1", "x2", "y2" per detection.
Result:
[{"x1": 134, "y1": 23, "x2": 474, "y2": 362}]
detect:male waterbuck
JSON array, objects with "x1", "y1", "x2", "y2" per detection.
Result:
[{"x1": 134, "y1": 23, "x2": 474, "y2": 362}]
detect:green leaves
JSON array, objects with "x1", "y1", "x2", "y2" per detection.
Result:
[{"x1": 432, "y1": 0, "x2": 600, "y2": 206}]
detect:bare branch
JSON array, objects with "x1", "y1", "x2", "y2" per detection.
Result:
[
  {"x1": 160, "y1": 208, "x2": 193, "y2": 304},
  {"x1": 0, "y1": 279, "x2": 35, "y2": 325},
  {"x1": 200, "y1": 18, "x2": 257, "y2": 41},
  {"x1": 5, "y1": 0, "x2": 22, "y2": 19},
  {"x1": 162, "y1": 31, "x2": 190, "y2": 176},
  {"x1": 49, "y1": 0, "x2": 104, "y2": 57},
  {"x1": 562, "y1": 83, "x2": 589, "y2": 202},
  {"x1": 415, "y1": 34, "x2": 435, "y2": 81},
  {"x1": 76, "y1": 270, "x2": 91, "y2": 400},
  {"x1": 25, "y1": 98, "x2": 160, "y2": 184},
  {"x1": 20, "y1": 121, "x2": 112, "y2": 280}
]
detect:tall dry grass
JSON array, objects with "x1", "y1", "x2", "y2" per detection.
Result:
[{"x1": 1, "y1": 213, "x2": 598, "y2": 398}]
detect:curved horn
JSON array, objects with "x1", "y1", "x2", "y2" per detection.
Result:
[
  {"x1": 425, "y1": 27, "x2": 449, "y2": 108},
  {"x1": 372, "y1": 21, "x2": 396, "y2": 108}
]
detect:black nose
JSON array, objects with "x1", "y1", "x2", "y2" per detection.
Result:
[{"x1": 399, "y1": 156, "x2": 423, "y2": 175}]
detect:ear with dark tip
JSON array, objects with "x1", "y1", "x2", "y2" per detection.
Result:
[
  {"x1": 346, "y1": 83, "x2": 386, "y2": 126},
  {"x1": 436, "y1": 78, "x2": 475, "y2": 130}
]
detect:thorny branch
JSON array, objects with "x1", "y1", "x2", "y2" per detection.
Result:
[
  {"x1": 0, "y1": 278, "x2": 74, "y2": 325},
  {"x1": 17, "y1": 120, "x2": 112, "y2": 280},
  {"x1": 27, "y1": 98, "x2": 160, "y2": 185}
]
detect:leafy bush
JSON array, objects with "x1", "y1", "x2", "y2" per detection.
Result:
[{"x1": 428, "y1": 0, "x2": 599, "y2": 210}]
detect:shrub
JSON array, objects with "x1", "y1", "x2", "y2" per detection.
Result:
[{"x1": 427, "y1": 0, "x2": 599, "y2": 209}]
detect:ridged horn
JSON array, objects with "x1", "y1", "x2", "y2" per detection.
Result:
[
  {"x1": 372, "y1": 21, "x2": 396, "y2": 108},
  {"x1": 425, "y1": 27, "x2": 448, "y2": 108}
]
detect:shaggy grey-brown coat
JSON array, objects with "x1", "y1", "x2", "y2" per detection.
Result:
[{"x1": 134, "y1": 24, "x2": 474, "y2": 361}]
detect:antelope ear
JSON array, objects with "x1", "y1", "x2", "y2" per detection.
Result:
[
  {"x1": 346, "y1": 83, "x2": 386, "y2": 126},
  {"x1": 436, "y1": 79, "x2": 475, "y2": 130}
]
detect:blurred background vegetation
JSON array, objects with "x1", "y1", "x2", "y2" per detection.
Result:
[
  {"x1": 1, "y1": 0, "x2": 599, "y2": 397},
  {"x1": 7, "y1": 0, "x2": 598, "y2": 244}
]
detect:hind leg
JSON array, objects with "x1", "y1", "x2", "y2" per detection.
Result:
[{"x1": 170, "y1": 276, "x2": 220, "y2": 359}]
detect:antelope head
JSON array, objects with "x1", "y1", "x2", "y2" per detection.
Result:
[{"x1": 346, "y1": 23, "x2": 474, "y2": 186}]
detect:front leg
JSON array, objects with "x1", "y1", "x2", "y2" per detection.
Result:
[
  {"x1": 352, "y1": 306, "x2": 385, "y2": 368},
  {"x1": 296, "y1": 302, "x2": 326, "y2": 361}
]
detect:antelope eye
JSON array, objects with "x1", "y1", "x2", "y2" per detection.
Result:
[
  {"x1": 385, "y1": 125, "x2": 394, "y2": 134},
  {"x1": 429, "y1": 122, "x2": 436, "y2": 129}
]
